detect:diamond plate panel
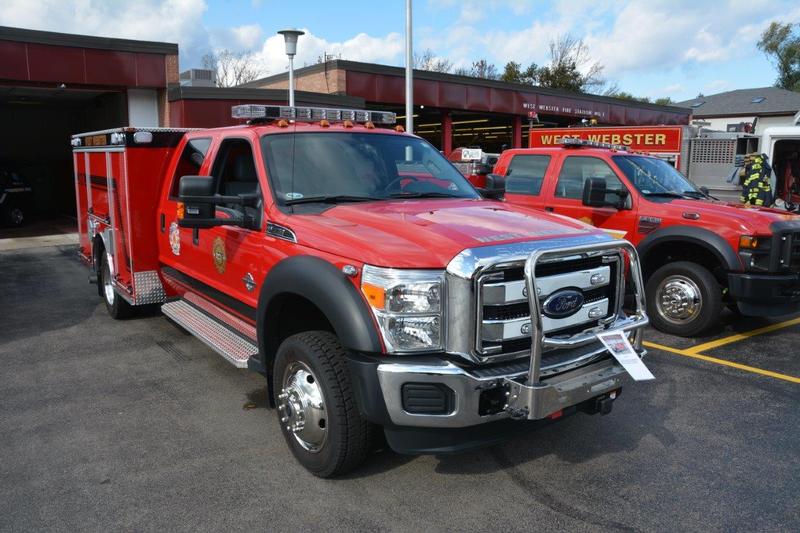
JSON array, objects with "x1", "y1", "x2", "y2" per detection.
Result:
[
  {"x1": 133, "y1": 271, "x2": 167, "y2": 305},
  {"x1": 161, "y1": 300, "x2": 257, "y2": 368}
]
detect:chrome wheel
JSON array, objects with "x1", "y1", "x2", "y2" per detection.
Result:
[
  {"x1": 655, "y1": 275, "x2": 702, "y2": 324},
  {"x1": 278, "y1": 361, "x2": 327, "y2": 453},
  {"x1": 102, "y1": 257, "x2": 115, "y2": 306}
]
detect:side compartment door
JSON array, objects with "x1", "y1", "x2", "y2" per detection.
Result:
[
  {"x1": 545, "y1": 155, "x2": 637, "y2": 240},
  {"x1": 501, "y1": 153, "x2": 551, "y2": 210}
]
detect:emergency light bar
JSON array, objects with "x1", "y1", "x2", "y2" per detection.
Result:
[
  {"x1": 562, "y1": 137, "x2": 628, "y2": 151},
  {"x1": 231, "y1": 104, "x2": 396, "y2": 125}
]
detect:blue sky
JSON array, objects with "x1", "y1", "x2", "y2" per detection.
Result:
[{"x1": 2, "y1": 0, "x2": 799, "y2": 102}]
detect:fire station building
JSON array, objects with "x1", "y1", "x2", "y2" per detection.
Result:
[
  {"x1": 0, "y1": 25, "x2": 690, "y2": 221},
  {"x1": 242, "y1": 60, "x2": 690, "y2": 153}
]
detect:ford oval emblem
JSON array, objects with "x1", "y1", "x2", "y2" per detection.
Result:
[{"x1": 542, "y1": 289, "x2": 584, "y2": 318}]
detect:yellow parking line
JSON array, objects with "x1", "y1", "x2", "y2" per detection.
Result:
[
  {"x1": 684, "y1": 316, "x2": 800, "y2": 355},
  {"x1": 643, "y1": 341, "x2": 800, "y2": 384}
]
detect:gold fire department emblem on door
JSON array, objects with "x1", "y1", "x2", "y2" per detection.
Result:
[{"x1": 212, "y1": 237, "x2": 226, "y2": 274}]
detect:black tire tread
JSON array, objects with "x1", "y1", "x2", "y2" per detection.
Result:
[
  {"x1": 646, "y1": 261, "x2": 722, "y2": 337},
  {"x1": 276, "y1": 331, "x2": 372, "y2": 477}
]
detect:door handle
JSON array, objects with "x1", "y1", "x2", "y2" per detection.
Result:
[{"x1": 544, "y1": 207, "x2": 554, "y2": 212}]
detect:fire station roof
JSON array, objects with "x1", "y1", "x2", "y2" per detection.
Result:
[
  {"x1": 168, "y1": 85, "x2": 365, "y2": 109},
  {"x1": 678, "y1": 87, "x2": 800, "y2": 118},
  {"x1": 242, "y1": 59, "x2": 691, "y2": 115},
  {"x1": 0, "y1": 25, "x2": 178, "y2": 55}
]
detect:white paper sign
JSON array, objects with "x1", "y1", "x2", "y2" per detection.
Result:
[
  {"x1": 461, "y1": 148, "x2": 483, "y2": 161},
  {"x1": 596, "y1": 331, "x2": 655, "y2": 381}
]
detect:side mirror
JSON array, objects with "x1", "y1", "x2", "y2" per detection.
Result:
[
  {"x1": 179, "y1": 176, "x2": 215, "y2": 223},
  {"x1": 177, "y1": 175, "x2": 258, "y2": 229},
  {"x1": 480, "y1": 173, "x2": 506, "y2": 200},
  {"x1": 582, "y1": 177, "x2": 608, "y2": 207}
]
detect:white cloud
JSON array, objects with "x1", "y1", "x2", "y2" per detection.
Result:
[
  {"x1": 0, "y1": 0, "x2": 211, "y2": 64},
  {"x1": 253, "y1": 29, "x2": 404, "y2": 75}
]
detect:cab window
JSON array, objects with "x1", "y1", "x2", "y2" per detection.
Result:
[
  {"x1": 210, "y1": 138, "x2": 263, "y2": 228},
  {"x1": 555, "y1": 156, "x2": 624, "y2": 203},
  {"x1": 168, "y1": 137, "x2": 211, "y2": 199},
  {"x1": 505, "y1": 155, "x2": 551, "y2": 195}
]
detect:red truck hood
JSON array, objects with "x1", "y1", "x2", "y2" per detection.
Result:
[
  {"x1": 662, "y1": 198, "x2": 800, "y2": 232},
  {"x1": 286, "y1": 199, "x2": 599, "y2": 268}
]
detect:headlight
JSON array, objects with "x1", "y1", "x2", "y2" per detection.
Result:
[
  {"x1": 738, "y1": 234, "x2": 772, "y2": 271},
  {"x1": 361, "y1": 265, "x2": 445, "y2": 353}
]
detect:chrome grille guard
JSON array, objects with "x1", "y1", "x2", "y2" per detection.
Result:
[
  {"x1": 497, "y1": 240, "x2": 648, "y2": 420},
  {"x1": 521, "y1": 240, "x2": 647, "y2": 385}
]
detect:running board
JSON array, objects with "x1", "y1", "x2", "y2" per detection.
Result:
[{"x1": 161, "y1": 297, "x2": 257, "y2": 368}]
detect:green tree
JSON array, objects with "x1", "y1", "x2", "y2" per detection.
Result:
[
  {"x1": 654, "y1": 97, "x2": 674, "y2": 106},
  {"x1": 501, "y1": 61, "x2": 539, "y2": 84},
  {"x1": 757, "y1": 22, "x2": 800, "y2": 91}
]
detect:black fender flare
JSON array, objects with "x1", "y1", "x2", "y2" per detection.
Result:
[
  {"x1": 255, "y1": 255, "x2": 382, "y2": 370},
  {"x1": 637, "y1": 225, "x2": 741, "y2": 273}
]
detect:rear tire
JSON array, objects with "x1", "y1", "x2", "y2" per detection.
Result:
[
  {"x1": 273, "y1": 331, "x2": 373, "y2": 478},
  {"x1": 646, "y1": 261, "x2": 721, "y2": 337},
  {"x1": 100, "y1": 253, "x2": 134, "y2": 319}
]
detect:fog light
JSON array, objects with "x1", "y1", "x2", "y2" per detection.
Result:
[{"x1": 401, "y1": 383, "x2": 454, "y2": 415}]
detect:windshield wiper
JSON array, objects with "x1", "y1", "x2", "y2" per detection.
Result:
[
  {"x1": 284, "y1": 194, "x2": 380, "y2": 206},
  {"x1": 388, "y1": 191, "x2": 464, "y2": 199},
  {"x1": 682, "y1": 190, "x2": 716, "y2": 200},
  {"x1": 643, "y1": 191, "x2": 690, "y2": 199}
]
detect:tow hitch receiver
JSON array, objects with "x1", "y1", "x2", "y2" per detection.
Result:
[{"x1": 502, "y1": 361, "x2": 629, "y2": 420}]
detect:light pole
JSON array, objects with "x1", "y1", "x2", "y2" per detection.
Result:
[
  {"x1": 405, "y1": 0, "x2": 413, "y2": 133},
  {"x1": 278, "y1": 28, "x2": 305, "y2": 108}
]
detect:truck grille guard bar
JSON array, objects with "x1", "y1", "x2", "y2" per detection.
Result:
[{"x1": 506, "y1": 240, "x2": 648, "y2": 419}]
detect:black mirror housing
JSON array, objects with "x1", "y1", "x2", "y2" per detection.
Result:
[
  {"x1": 178, "y1": 175, "x2": 215, "y2": 221},
  {"x1": 177, "y1": 175, "x2": 257, "y2": 229},
  {"x1": 582, "y1": 177, "x2": 608, "y2": 207},
  {"x1": 480, "y1": 173, "x2": 506, "y2": 200}
]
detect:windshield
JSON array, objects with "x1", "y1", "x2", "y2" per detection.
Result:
[
  {"x1": 261, "y1": 132, "x2": 479, "y2": 206},
  {"x1": 613, "y1": 155, "x2": 700, "y2": 196}
]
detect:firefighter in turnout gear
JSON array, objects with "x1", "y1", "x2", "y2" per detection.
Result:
[{"x1": 740, "y1": 153, "x2": 774, "y2": 206}]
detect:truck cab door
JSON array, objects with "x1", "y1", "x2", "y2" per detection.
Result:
[
  {"x1": 199, "y1": 137, "x2": 267, "y2": 309},
  {"x1": 545, "y1": 155, "x2": 637, "y2": 241},
  {"x1": 500, "y1": 153, "x2": 551, "y2": 210}
]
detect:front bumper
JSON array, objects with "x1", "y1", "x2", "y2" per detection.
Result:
[
  {"x1": 728, "y1": 272, "x2": 800, "y2": 316},
  {"x1": 375, "y1": 352, "x2": 639, "y2": 428}
]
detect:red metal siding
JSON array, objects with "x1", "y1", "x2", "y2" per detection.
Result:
[
  {"x1": 85, "y1": 49, "x2": 137, "y2": 86},
  {"x1": 135, "y1": 52, "x2": 167, "y2": 87},
  {"x1": 0, "y1": 41, "x2": 29, "y2": 79},
  {"x1": 27, "y1": 43, "x2": 86, "y2": 84},
  {"x1": 0, "y1": 40, "x2": 168, "y2": 88}
]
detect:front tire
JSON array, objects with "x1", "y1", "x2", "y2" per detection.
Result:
[
  {"x1": 273, "y1": 331, "x2": 372, "y2": 478},
  {"x1": 100, "y1": 253, "x2": 134, "y2": 319},
  {"x1": 646, "y1": 261, "x2": 722, "y2": 337}
]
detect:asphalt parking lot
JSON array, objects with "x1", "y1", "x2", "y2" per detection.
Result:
[{"x1": 1, "y1": 245, "x2": 798, "y2": 532}]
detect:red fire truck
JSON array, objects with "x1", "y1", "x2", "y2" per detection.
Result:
[
  {"x1": 72, "y1": 104, "x2": 649, "y2": 476},
  {"x1": 490, "y1": 138, "x2": 800, "y2": 336}
]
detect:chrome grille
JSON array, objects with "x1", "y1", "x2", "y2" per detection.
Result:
[{"x1": 476, "y1": 252, "x2": 622, "y2": 360}]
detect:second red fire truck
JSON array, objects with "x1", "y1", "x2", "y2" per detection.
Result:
[{"x1": 72, "y1": 105, "x2": 650, "y2": 477}]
